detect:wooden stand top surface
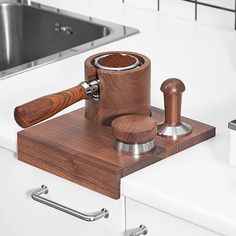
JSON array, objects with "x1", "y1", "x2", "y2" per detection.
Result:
[{"x1": 18, "y1": 107, "x2": 215, "y2": 199}]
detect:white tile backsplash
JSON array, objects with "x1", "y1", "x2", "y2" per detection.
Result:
[
  {"x1": 111, "y1": 0, "x2": 123, "y2": 3},
  {"x1": 160, "y1": 0, "x2": 195, "y2": 20},
  {"x1": 199, "y1": 0, "x2": 234, "y2": 9},
  {"x1": 197, "y1": 4, "x2": 234, "y2": 30},
  {"x1": 124, "y1": 0, "x2": 158, "y2": 11},
  {"x1": 122, "y1": 0, "x2": 235, "y2": 30}
]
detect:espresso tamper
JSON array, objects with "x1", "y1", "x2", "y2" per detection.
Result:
[
  {"x1": 157, "y1": 78, "x2": 192, "y2": 138},
  {"x1": 112, "y1": 115, "x2": 157, "y2": 154}
]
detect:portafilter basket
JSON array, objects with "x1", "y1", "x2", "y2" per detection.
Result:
[{"x1": 94, "y1": 53, "x2": 140, "y2": 71}]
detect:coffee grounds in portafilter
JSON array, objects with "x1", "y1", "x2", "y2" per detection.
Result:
[{"x1": 98, "y1": 53, "x2": 137, "y2": 68}]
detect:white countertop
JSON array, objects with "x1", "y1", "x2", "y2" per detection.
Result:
[{"x1": 1, "y1": 0, "x2": 236, "y2": 235}]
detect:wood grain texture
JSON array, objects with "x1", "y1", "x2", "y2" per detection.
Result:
[
  {"x1": 84, "y1": 51, "x2": 151, "y2": 125},
  {"x1": 161, "y1": 78, "x2": 185, "y2": 126},
  {"x1": 14, "y1": 85, "x2": 86, "y2": 128},
  {"x1": 18, "y1": 106, "x2": 216, "y2": 199},
  {"x1": 112, "y1": 115, "x2": 157, "y2": 144}
]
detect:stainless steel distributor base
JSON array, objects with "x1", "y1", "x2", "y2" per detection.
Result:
[{"x1": 114, "y1": 140, "x2": 156, "y2": 155}]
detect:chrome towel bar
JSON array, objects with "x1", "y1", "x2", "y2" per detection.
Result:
[{"x1": 31, "y1": 185, "x2": 109, "y2": 222}]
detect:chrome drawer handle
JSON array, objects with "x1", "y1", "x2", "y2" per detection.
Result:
[
  {"x1": 130, "y1": 225, "x2": 148, "y2": 236},
  {"x1": 31, "y1": 185, "x2": 109, "y2": 222}
]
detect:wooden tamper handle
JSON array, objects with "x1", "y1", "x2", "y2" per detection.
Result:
[
  {"x1": 112, "y1": 115, "x2": 157, "y2": 154},
  {"x1": 161, "y1": 78, "x2": 185, "y2": 126},
  {"x1": 14, "y1": 81, "x2": 99, "y2": 128},
  {"x1": 157, "y1": 78, "x2": 192, "y2": 137}
]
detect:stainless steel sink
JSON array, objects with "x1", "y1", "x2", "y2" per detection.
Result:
[{"x1": 0, "y1": 0, "x2": 138, "y2": 80}]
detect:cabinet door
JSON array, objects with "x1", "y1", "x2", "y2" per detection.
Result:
[
  {"x1": 126, "y1": 198, "x2": 220, "y2": 236},
  {"x1": 0, "y1": 149, "x2": 125, "y2": 236}
]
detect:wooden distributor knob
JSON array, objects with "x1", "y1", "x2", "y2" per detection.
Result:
[
  {"x1": 157, "y1": 78, "x2": 192, "y2": 138},
  {"x1": 111, "y1": 115, "x2": 157, "y2": 155}
]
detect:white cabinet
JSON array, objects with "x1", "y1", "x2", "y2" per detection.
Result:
[
  {"x1": 0, "y1": 148, "x2": 228, "y2": 236},
  {"x1": 0, "y1": 149, "x2": 125, "y2": 236},
  {"x1": 126, "y1": 198, "x2": 220, "y2": 236}
]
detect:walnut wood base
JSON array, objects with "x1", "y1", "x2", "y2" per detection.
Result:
[{"x1": 17, "y1": 107, "x2": 215, "y2": 199}]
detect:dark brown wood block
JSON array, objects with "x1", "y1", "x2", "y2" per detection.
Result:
[
  {"x1": 84, "y1": 51, "x2": 151, "y2": 125},
  {"x1": 17, "y1": 107, "x2": 216, "y2": 199},
  {"x1": 112, "y1": 115, "x2": 157, "y2": 144}
]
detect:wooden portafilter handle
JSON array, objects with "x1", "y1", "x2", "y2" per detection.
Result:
[
  {"x1": 157, "y1": 78, "x2": 192, "y2": 138},
  {"x1": 14, "y1": 81, "x2": 99, "y2": 128}
]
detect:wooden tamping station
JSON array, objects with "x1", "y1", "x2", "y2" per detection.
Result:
[
  {"x1": 15, "y1": 51, "x2": 215, "y2": 199},
  {"x1": 157, "y1": 78, "x2": 192, "y2": 138}
]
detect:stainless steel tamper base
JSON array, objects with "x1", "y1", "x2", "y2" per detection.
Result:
[
  {"x1": 114, "y1": 140, "x2": 156, "y2": 155},
  {"x1": 157, "y1": 122, "x2": 192, "y2": 138}
]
